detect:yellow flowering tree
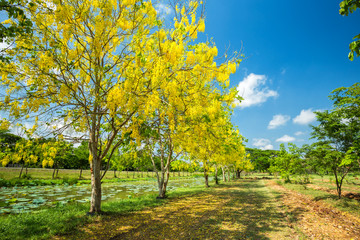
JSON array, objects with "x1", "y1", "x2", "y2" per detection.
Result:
[
  {"x1": 0, "y1": 0, "x2": 242, "y2": 213},
  {"x1": 0, "y1": 0, "x2": 162, "y2": 213},
  {"x1": 183, "y1": 106, "x2": 244, "y2": 187},
  {"x1": 134, "y1": 2, "x2": 241, "y2": 197},
  {"x1": 234, "y1": 154, "x2": 253, "y2": 178}
]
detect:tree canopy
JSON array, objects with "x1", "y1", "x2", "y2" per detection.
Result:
[
  {"x1": 0, "y1": 0, "x2": 243, "y2": 213},
  {"x1": 339, "y1": 0, "x2": 360, "y2": 60}
]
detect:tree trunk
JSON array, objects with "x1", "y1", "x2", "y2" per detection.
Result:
[
  {"x1": 236, "y1": 169, "x2": 242, "y2": 179},
  {"x1": 157, "y1": 169, "x2": 170, "y2": 198},
  {"x1": 222, "y1": 167, "x2": 226, "y2": 182},
  {"x1": 214, "y1": 165, "x2": 219, "y2": 185},
  {"x1": 52, "y1": 167, "x2": 56, "y2": 179},
  {"x1": 79, "y1": 168, "x2": 83, "y2": 179},
  {"x1": 227, "y1": 167, "x2": 230, "y2": 182},
  {"x1": 19, "y1": 164, "x2": 24, "y2": 178},
  {"x1": 89, "y1": 157, "x2": 102, "y2": 214},
  {"x1": 204, "y1": 168, "x2": 209, "y2": 187},
  {"x1": 56, "y1": 168, "x2": 59, "y2": 178}
]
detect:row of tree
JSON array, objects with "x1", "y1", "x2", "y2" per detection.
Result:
[
  {"x1": 1, "y1": 129, "x2": 250, "y2": 180},
  {"x1": 0, "y1": 0, "x2": 250, "y2": 214}
]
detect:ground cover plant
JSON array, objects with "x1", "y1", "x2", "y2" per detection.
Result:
[
  {"x1": 53, "y1": 179, "x2": 360, "y2": 240},
  {"x1": 0, "y1": 170, "x2": 205, "y2": 214},
  {"x1": 1, "y1": 175, "x2": 359, "y2": 239},
  {"x1": 0, "y1": 167, "x2": 197, "y2": 182},
  {"x1": 0, "y1": 183, "x2": 209, "y2": 240}
]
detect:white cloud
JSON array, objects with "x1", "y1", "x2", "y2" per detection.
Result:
[
  {"x1": 155, "y1": 3, "x2": 172, "y2": 17},
  {"x1": 235, "y1": 73, "x2": 278, "y2": 108},
  {"x1": 253, "y1": 138, "x2": 274, "y2": 150},
  {"x1": 276, "y1": 135, "x2": 296, "y2": 143},
  {"x1": 0, "y1": 40, "x2": 10, "y2": 50},
  {"x1": 281, "y1": 68, "x2": 286, "y2": 75},
  {"x1": 0, "y1": 42, "x2": 9, "y2": 49},
  {"x1": 268, "y1": 114, "x2": 290, "y2": 129},
  {"x1": 295, "y1": 131, "x2": 304, "y2": 136},
  {"x1": 293, "y1": 109, "x2": 317, "y2": 125}
]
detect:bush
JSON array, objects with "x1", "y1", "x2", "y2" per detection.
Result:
[
  {"x1": 20, "y1": 174, "x2": 32, "y2": 180},
  {"x1": 62, "y1": 177, "x2": 78, "y2": 185}
]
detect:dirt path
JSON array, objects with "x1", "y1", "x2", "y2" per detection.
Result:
[
  {"x1": 55, "y1": 179, "x2": 360, "y2": 240},
  {"x1": 267, "y1": 180, "x2": 360, "y2": 239}
]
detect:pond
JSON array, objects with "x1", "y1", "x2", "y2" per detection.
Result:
[{"x1": 0, "y1": 177, "x2": 205, "y2": 214}]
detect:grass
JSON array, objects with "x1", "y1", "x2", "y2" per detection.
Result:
[
  {"x1": 0, "y1": 203, "x2": 90, "y2": 240},
  {"x1": 0, "y1": 183, "x2": 209, "y2": 240},
  {"x1": 1, "y1": 170, "x2": 359, "y2": 239},
  {"x1": 58, "y1": 180, "x2": 296, "y2": 240},
  {"x1": 0, "y1": 167, "x2": 201, "y2": 187},
  {"x1": 0, "y1": 167, "x2": 198, "y2": 180}
]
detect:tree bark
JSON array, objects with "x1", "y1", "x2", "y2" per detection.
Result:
[
  {"x1": 89, "y1": 156, "x2": 102, "y2": 214},
  {"x1": 214, "y1": 165, "x2": 219, "y2": 185},
  {"x1": 236, "y1": 169, "x2": 242, "y2": 179},
  {"x1": 156, "y1": 168, "x2": 170, "y2": 198},
  {"x1": 334, "y1": 168, "x2": 342, "y2": 199},
  {"x1": 19, "y1": 164, "x2": 24, "y2": 178},
  {"x1": 222, "y1": 166, "x2": 226, "y2": 182},
  {"x1": 227, "y1": 167, "x2": 230, "y2": 182},
  {"x1": 79, "y1": 168, "x2": 83, "y2": 179},
  {"x1": 204, "y1": 168, "x2": 209, "y2": 187},
  {"x1": 52, "y1": 167, "x2": 56, "y2": 179}
]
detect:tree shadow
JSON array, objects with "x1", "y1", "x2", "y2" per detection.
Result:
[{"x1": 66, "y1": 179, "x2": 304, "y2": 240}]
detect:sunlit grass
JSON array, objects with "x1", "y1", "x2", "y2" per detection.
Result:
[
  {"x1": 0, "y1": 167, "x2": 201, "y2": 187},
  {"x1": 0, "y1": 183, "x2": 209, "y2": 240},
  {"x1": 0, "y1": 167, "x2": 198, "y2": 180}
]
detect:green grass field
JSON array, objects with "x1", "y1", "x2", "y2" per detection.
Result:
[
  {"x1": 1, "y1": 169, "x2": 360, "y2": 239},
  {"x1": 0, "y1": 167, "x2": 194, "y2": 180},
  {"x1": 0, "y1": 167, "x2": 199, "y2": 187}
]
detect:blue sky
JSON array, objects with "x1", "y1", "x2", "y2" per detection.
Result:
[
  {"x1": 1, "y1": 1, "x2": 359, "y2": 150},
  {"x1": 200, "y1": 0, "x2": 360, "y2": 150}
]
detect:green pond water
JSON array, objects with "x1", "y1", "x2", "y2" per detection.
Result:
[{"x1": 0, "y1": 177, "x2": 205, "y2": 214}]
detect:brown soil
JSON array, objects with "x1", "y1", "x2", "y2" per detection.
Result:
[{"x1": 267, "y1": 180, "x2": 360, "y2": 239}]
